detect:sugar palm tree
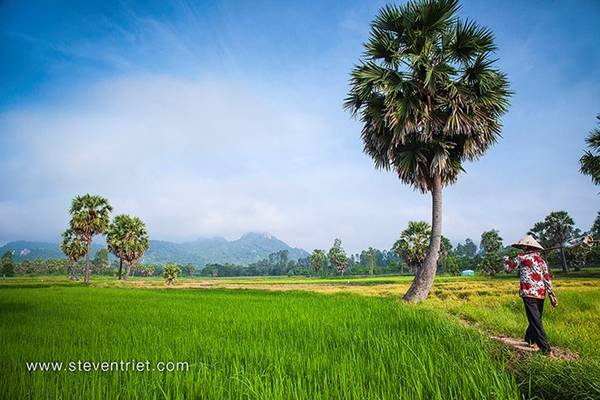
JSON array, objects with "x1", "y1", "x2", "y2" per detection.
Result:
[
  {"x1": 310, "y1": 249, "x2": 327, "y2": 276},
  {"x1": 60, "y1": 228, "x2": 87, "y2": 278},
  {"x1": 580, "y1": 114, "x2": 600, "y2": 186},
  {"x1": 328, "y1": 238, "x2": 348, "y2": 276},
  {"x1": 106, "y1": 214, "x2": 150, "y2": 280},
  {"x1": 69, "y1": 194, "x2": 112, "y2": 283},
  {"x1": 529, "y1": 211, "x2": 575, "y2": 273},
  {"x1": 344, "y1": 0, "x2": 510, "y2": 301},
  {"x1": 393, "y1": 221, "x2": 432, "y2": 274}
]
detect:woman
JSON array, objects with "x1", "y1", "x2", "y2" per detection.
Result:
[{"x1": 504, "y1": 235, "x2": 558, "y2": 354}]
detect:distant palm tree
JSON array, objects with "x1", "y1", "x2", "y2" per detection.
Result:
[
  {"x1": 345, "y1": 0, "x2": 510, "y2": 301},
  {"x1": 580, "y1": 114, "x2": 600, "y2": 186},
  {"x1": 60, "y1": 228, "x2": 87, "y2": 278},
  {"x1": 529, "y1": 211, "x2": 575, "y2": 273},
  {"x1": 393, "y1": 221, "x2": 431, "y2": 274},
  {"x1": 310, "y1": 249, "x2": 327, "y2": 276},
  {"x1": 69, "y1": 194, "x2": 112, "y2": 283},
  {"x1": 106, "y1": 215, "x2": 149, "y2": 280}
]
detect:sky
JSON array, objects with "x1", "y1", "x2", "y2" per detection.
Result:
[{"x1": 0, "y1": 0, "x2": 599, "y2": 253}]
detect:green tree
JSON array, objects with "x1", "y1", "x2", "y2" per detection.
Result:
[
  {"x1": 589, "y1": 213, "x2": 600, "y2": 264},
  {"x1": 455, "y1": 239, "x2": 477, "y2": 258},
  {"x1": 106, "y1": 215, "x2": 149, "y2": 280},
  {"x1": 580, "y1": 114, "x2": 600, "y2": 186},
  {"x1": 393, "y1": 221, "x2": 431, "y2": 274},
  {"x1": 68, "y1": 194, "x2": 112, "y2": 283},
  {"x1": 367, "y1": 247, "x2": 377, "y2": 276},
  {"x1": 163, "y1": 263, "x2": 181, "y2": 286},
  {"x1": 1, "y1": 251, "x2": 15, "y2": 277},
  {"x1": 444, "y1": 254, "x2": 461, "y2": 275},
  {"x1": 328, "y1": 239, "x2": 348, "y2": 276},
  {"x1": 529, "y1": 211, "x2": 575, "y2": 272},
  {"x1": 478, "y1": 230, "x2": 503, "y2": 276},
  {"x1": 181, "y1": 263, "x2": 196, "y2": 276},
  {"x1": 92, "y1": 248, "x2": 110, "y2": 274},
  {"x1": 344, "y1": 0, "x2": 510, "y2": 301},
  {"x1": 310, "y1": 249, "x2": 327, "y2": 276},
  {"x1": 60, "y1": 228, "x2": 88, "y2": 278}
]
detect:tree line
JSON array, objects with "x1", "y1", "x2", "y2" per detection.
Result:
[{"x1": 2, "y1": 208, "x2": 598, "y2": 280}]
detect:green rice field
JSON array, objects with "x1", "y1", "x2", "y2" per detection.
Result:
[{"x1": 1, "y1": 273, "x2": 599, "y2": 399}]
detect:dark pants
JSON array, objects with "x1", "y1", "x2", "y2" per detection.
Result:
[{"x1": 523, "y1": 297, "x2": 551, "y2": 353}]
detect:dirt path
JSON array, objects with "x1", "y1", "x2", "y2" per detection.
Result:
[
  {"x1": 490, "y1": 334, "x2": 578, "y2": 360},
  {"x1": 458, "y1": 319, "x2": 578, "y2": 361}
]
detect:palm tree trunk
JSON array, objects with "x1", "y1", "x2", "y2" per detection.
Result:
[
  {"x1": 123, "y1": 263, "x2": 130, "y2": 280},
  {"x1": 560, "y1": 246, "x2": 569, "y2": 273},
  {"x1": 118, "y1": 259, "x2": 123, "y2": 280},
  {"x1": 403, "y1": 175, "x2": 442, "y2": 303},
  {"x1": 84, "y1": 242, "x2": 91, "y2": 284}
]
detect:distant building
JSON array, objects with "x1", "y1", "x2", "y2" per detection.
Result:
[{"x1": 461, "y1": 269, "x2": 475, "y2": 276}]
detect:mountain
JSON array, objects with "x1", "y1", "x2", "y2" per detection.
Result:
[
  {"x1": 0, "y1": 233, "x2": 309, "y2": 266},
  {"x1": 142, "y1": 233, "x2": 308, "y2": 265},
  {"x1": 0, "y1": 241, "x2": 104, "y2": 261}
]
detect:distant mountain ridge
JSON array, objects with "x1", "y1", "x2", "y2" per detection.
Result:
[{"x1": 0, "y1": 233, "x2": 309, "y2": 266}]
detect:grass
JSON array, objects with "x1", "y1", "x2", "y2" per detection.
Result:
[
  {"x1": 0, "y1": 286, "x2": 519, "y2": 399},
  {"x1": 1, "y1": 271, "x2": 599, "y2": 399}
]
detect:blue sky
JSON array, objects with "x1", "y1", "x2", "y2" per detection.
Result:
[{"x1": 1, "y1": 0, "x2": 599, "y2": 252}]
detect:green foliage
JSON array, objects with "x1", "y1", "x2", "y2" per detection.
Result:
[
  {"x1": 1, "y1": 251, "x2": 15, "y2": 277},
  {"x1": 589, "y1": 213, "x2": 600, "y2": 265},
  {"x1": 580, "y1": 114, "x2": 600, "y2": 186},
  {"x1": 366, "y1": 247, "x2": 376, "y2": 276},
  {"x1": 162, "y1": 263, "x2": 181, "y2": 285},
  {"x1": 132, "y1": 263, "x2": 157, "y2": 277},
  {"x1": 181, "y1": 263, "x2": 196, "y2": 276},
  {"x1": 393, "y1": 221, "x2": 431, "y2": 273},
  {"x1": 106, "y1": 215, "x2": 149, "y2": 279},
  {"x1": 17, "y1": 259, "x2": 72, "y2": 275},
  {"x1": 529, "y1": 211, "x2": 575, "y2": 249},
  {"x1": 309, "y1": 249, "x2": 327, "y2": 275},
  {"x1": 60, "y1": 229, "x2": 88, "y2": 275},
  {"x1": 344, "y1": 0, "x2": 510, "y2": 193},
  {"x1": 565, "y1": 246, "x2": 591, "y2": 271},
  {"x1": 92, "y1": 248, "x2": 110, "y2": 274},
  {"x1": 68, "y1": 194, "x2": 112, "y2": 283},
  {"x1": 69, "y1": 194, "x2": 113, "y2": 242},
  {"x1": 455, "y1": 238, "x2": 478, "y2": 258},
  {"x1": 444, "y1": 253, "x2": 461, "y2": 275},
  {"x1": 530, "y1": 211, "x2": 577, "y2": 271},
  {"x1": 479, "y1": 230, "x2": 503, "y2": 276},
  {"x1": 328, "y1": 239, "x2": 348, "y2": 275}
]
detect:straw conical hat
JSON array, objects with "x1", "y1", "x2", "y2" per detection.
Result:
[{"x1": 512, "y1": 235, "x2": 544, "y2": 250}]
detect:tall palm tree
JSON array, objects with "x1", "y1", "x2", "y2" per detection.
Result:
[
  {"x1": 69, "y1": 194, "x2": 112, "y2": 283},
  {"x1": 60, "y1": 228, "x2": 87, "y2": 278},
  {"x1": 580, "y1": 114, "x2": 600, "y2": 186},
  {"x1": 106, "y1": 214, "x2": 149, "y2": 280},
  {"x1": 344, "y1": 0, "x2": 510, "y2": 301}
]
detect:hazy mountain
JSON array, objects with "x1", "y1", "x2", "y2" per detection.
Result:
[
  {"x1": 0, "y1": 233, "x2": 309, "y2": 265},
  {"x1": 0, "y1": 241, "x2": 104, "y2": 261}
]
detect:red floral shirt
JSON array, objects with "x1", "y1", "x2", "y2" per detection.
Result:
[{"x1": 504, "y1": 252, "x2": 555, "y2": 299}]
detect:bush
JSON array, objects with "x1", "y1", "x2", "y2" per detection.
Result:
[{"x1": 162, "y1": 263, "x2": 181, "y2": 285}]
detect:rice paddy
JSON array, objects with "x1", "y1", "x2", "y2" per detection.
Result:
[{"x1": 1, "y1": 271, "x2": 599, "y2": 399}]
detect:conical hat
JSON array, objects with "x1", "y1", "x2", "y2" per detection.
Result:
[{"x1": 512, "y1": 235, "x2": 544, "y2": 250}]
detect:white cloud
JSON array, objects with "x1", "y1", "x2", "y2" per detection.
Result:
[{"x1": 1, "y1": 72, "x2": 598, "y2": 253}]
